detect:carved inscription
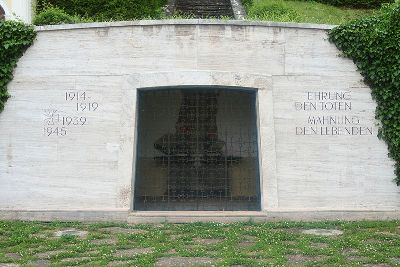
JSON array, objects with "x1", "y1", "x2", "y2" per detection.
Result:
[
  {"x1": 43, "y1": 91, "x2": 99, "y2": 137},
  {"x1": 295, "y1": 91, "x2": 373, "y2": 136}
]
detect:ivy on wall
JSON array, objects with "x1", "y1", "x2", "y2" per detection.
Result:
[
  {"x1": 0, "y1": 20, "x2": 36, "y2": 112},
  {"x1": 329, "y1": 2, "x2": 400, "y2": 185}
]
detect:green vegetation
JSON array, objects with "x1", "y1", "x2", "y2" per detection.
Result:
[
  {"x1": 0, "y1": 220, "x2": 399, "y2": 266},
  {"x1": 329, "y1": 2, "x2": 400, "y2": 185},
  {"x1": 0, "y1": 21, "x2": 35, "y2": 112},
  {"x1": 244, "y1": 0, "x2": 376, "y2": 24},
  {"x1": 34, "y1": 6, "x2": 93, "y2": 26},
  {"x1": 33, "y1": 0, "x2": 381, "y2": 25},
  {"x1": 35, "y1": 0, "x2": 167, "y2": 23}
]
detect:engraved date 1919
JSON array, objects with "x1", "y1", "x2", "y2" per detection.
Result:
[{"x1": 76, "y1": 102, "x2": 98, "y2": 112}]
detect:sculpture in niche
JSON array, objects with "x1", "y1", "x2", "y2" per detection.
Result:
[
  {"x1": 154, "y1": 91, "x2": 239, "y2": 199},
  {"x1": 154, "y1": 91, "x2": 224, "y2": 156}
]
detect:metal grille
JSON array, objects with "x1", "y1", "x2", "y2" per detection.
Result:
[{"x1": 134, "y1": 88, "x2": 260, "y2": 211}]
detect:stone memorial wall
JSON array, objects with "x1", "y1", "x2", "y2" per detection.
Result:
[{"x1": 0, "y1": 20, "x2": 399, "y2": 221}]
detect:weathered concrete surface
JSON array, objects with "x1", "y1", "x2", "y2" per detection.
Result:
[{"x1": 0, "y1": 20, "x2": 399, "y2": 221}]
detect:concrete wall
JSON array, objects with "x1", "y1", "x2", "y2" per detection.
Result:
[
  {"x1": 12, "y1": 0, "x2": 33, "y2": 23},
  {"x1": 0, "y1": 20, "x2": 399, "y2": 220},
  {"x1": 1, "y1": 0, "x2": 33, "y2": 23}
]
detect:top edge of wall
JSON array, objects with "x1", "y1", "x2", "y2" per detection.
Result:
[{"x1": 35, "y1": 19, "x2": 336, "y2": 32}]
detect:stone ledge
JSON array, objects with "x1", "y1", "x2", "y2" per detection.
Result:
[
  {"x1": 35, "y1": 19, "x2": 335, "y2": 32},
  {"x1": 1, "y1": 210, "x2": 399, "y2": 223},
  {"x1": 128, "y1": 210, "x2": 400, "y2": 223}
]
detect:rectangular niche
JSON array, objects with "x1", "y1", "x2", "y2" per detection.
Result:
[{"x1": 134, "y1": 87, "x2": 261, "y2": 211}]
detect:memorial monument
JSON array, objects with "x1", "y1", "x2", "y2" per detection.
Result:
[{"x1": 0, "y1": 19, "x2": 399, "y2": 222}]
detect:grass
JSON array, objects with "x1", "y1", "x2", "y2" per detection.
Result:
[
  {"x1": 0, "y1": 220, "x2": 399, "y2": 266},
  {"x1": 243, "y1": 0, "x2": 377, "y2": 25}
]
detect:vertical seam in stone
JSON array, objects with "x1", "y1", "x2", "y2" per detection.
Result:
[
  {"x1": 117, "y1": 76, "x2": 124, "y2": 209},
  {"x1": 196, "y1": 23, "x2": 200, "y2": 69},
  {"x1": 271, "y1": 77, "x2": 279, "y2": 208},
  {"x1": 283, "y1": 29, "x2": 286, "y2": 75}
]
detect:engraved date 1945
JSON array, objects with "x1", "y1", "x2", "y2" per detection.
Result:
[{"x1": 44, "y1": 127, "x2": 67, "y2": 136}]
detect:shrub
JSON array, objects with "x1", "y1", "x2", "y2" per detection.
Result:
[
  {"x1": 0, "y1": 20, "x2": 36, "y2": 112},
  {"x1": 329, "y1": 2, "x2": 400, "y2": 185},
  {"x1": 34, "y1": 6, "x2": 90, "y2": 25},
  {"x1": 36, "y1": 0, "x2": 167, "y2": 21},
  {"x1": 247, "y1": 0, "x2": 300, "y2": 21}
]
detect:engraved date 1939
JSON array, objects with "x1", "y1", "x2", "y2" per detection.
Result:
[{"x1": 43, "y1": 109, "x2": 87, "y2": 137}]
